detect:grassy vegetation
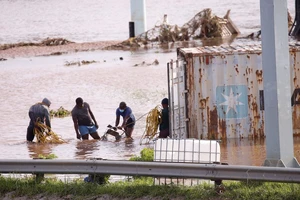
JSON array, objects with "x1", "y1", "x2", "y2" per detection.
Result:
[
  {"x1": 2, "y1": 149, "x2": 300, "y2": 199},
  {"x1": 1, "y1": 176, "x2": 300, "y2": 200}
]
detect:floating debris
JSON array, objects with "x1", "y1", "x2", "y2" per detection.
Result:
[
  {"x1": 49, "y1": 52, "x2": 66, "y2": 56},
  {"x1": 107, "y1": 8, "x2": 239, "y2": 49},
  {"x1": 0, "y1": 58, "x2": 7, "y2": 61},
  {"x1": 50, "y1": 106, "x2": 71, "y2": 118},
  {"x1": 41, "y1": 37, "x2": 73, "y2": 46},
  {"x1": 0, "y1": 37, "x2": 74, "y2": 51},
  {"x1": 64, "y1": 60, "x2": 97, "y2": 66},
  {"x1": 133, "y1": 59, "x2": 159, "y2": 67}
]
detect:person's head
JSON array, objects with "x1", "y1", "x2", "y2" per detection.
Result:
[
  {"x1": 119, "y1": 102, "x2": 127, "y2": 112},
  {"x1": 76, "y1": 97, "x2": 84, "y2": 108},
  {"x1": 42, "y1": 98, "x2": 51, "y2": 107},
  {"x1": 161, "y1": 98, "x2": 168, "y2": 108}
]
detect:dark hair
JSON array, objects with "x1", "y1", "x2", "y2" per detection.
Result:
[
  {"x1": 76, "y1": 97, "x2": 83, "y2": 105},
  {"x1": 161, "y1": 98, "x2": 168, "y2": 105},
  {"x1": 119, "y1": 102, "x2": 126, "y2": 109}
]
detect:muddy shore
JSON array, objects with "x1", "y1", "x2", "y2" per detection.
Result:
[{"x1": 0, "y1": 40, "x2": 121, "y2": 59}]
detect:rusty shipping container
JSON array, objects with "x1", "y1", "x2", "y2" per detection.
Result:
[{"x1": 168, "y1": 44, "x2": 300, "y2": 139}]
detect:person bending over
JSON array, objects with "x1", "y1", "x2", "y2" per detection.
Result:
[
  {"x1": 115, "y1": 102, "x2": 135, "y2": 141},
  {"x1": 27, "y1": 98, "x2": 52, "y2": 142}
]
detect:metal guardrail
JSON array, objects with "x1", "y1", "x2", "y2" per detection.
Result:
[{"x1": 1, "y1": 159, "x2": 300, "y2": 183}]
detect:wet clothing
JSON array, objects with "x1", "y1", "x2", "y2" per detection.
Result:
[
  {"x1": 27, "y1": 103, "x2": 51, "y2": 142},
  {"x1": 116, "y1": 107, "x2": 135, "y2": 128},
  {"x1": 78, "y1": 125, "x2": 98, "y2": 136},
  {"x1": 159, "y1": 107, "x2": 169, "y2": 138},
  {"x1": 72, "y1": 102, "x2": 94, "y2": 126},
  {"x1": 126, "y1": 117, "x2": 135, "y2": 128}
]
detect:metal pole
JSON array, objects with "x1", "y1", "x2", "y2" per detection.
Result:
[
  {"x1": 260, "y1": 0, "x2": 299, "y2": 167},
  {"x1": 130, "y1": 0, "x2": 147, "y2": 36}
]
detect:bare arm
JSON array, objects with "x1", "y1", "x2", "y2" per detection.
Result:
[
  {"x1": 88, "y1": 107, "x2": 98, "y2": 128},
  {"x1": 115, "y1": 115, "x2": 120, "y2": 127},
  {"x1": 72, "y1": 115, "x2": 81, "y2": 139},
  {"x1": 122, "y1": 116, "x2": 130, "y2": 127}
]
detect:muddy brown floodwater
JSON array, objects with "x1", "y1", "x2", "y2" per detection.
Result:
[{"x1": 0, "y1": 0, "x2": 299, "y2": 166}]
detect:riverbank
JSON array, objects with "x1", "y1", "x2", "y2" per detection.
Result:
[{"x1": 0, "y1": 40, "x2": 121, "y2": 59}]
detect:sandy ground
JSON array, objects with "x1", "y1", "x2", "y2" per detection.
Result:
[{"x1": 0, "y1": 41, "x2": 121, "y2": 59}]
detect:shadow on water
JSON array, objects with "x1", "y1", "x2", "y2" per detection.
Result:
[
  {"x1": 27, "y1": 142, "x2": 56, "y2": 159},
  {"x1": 75, "y1": 140, "x2": 100, "y2": 159}
]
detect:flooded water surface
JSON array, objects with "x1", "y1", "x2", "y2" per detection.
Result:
[{"x1": 0, "y1": 0, "x2": 299, "y2": 166}]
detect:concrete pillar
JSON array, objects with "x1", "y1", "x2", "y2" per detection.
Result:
[
  {"x1": 260, "y1": 0, "x2": 299, "y2": 167},
  {"x1": 130, "y1": 0, "x2": 147, "y2": 36}
]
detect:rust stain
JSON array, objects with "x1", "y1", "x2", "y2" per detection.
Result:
[
  {"x1": 293, "y1": 106, "x2": 300, "y2": 129},
  {"x1": 205, "y1": 56, "x2": 210, "y2": 65},
  {"x1": 199, "y1": 96, "x2": 209, "y2": 109},
  {"x1": 235, "y1": 66, "x2": 239, "y2": 74},
  {"x1": 207, "y1": 106, "x2": 219, "y2": 140},
  {"x1": 199, "y1": 68, "x2": 203, "y2": 84},
  {"x1": 199, "y1": 56, "x2": 203, "y2": 64},
  {"x1": 246, "y1": 67, "x2": 251, "y2": 75},
  {"x1": 218, "y1": 119, "x2": 226, "y2": 140},
  {"x1": 256, "y1": 69, "x2": 263, "y2": 83},
  {"x1": 248, "y1": 94, "x2": 261, "y2": 139}
]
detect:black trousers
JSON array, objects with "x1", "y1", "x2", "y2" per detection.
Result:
[{"x1": 27, "y1": 124, "x2": 34, "y2": 142}]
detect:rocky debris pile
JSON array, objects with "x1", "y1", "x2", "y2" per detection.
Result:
[
  {"x1": 107, "y1": 9, "x2": 239, "y2": 49},
  {"x1": 0, "y1": 38, "x2": 74, "y2": 51}
]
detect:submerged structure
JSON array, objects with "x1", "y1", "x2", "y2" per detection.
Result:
[{"x1": 168, "y1": 44, "x2": 300, "y2": 140}]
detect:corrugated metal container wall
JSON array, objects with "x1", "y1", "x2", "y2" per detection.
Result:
[
  {"x1": 169, "y1": 44, "x2": 300, "y2": 139},
  {"x1": 290, "y1": 46, "x2": 300, "y2": 136}
]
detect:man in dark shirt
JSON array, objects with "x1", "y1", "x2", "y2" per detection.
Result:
[
  {"x1": 71, "y1": 97, "x2": 100, "y2": 140},
  {"x1": 27, "y1": 98, "x2": 52, "y2": 142},
  {"x1": 159, "y1": 98, "x2": 170, "y2": 138},
  {"x1": 115, "y1": 102, "x2": 135, "y2": 141}
]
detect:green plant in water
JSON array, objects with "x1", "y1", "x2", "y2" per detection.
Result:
[
  {"x1": 129, "y1": 147, "x2": 154, "y2": 161},
  {"x1": 37, "y1": 153, "x2": 58, "y2": 159},
  {"x1": 129, "y1": 148, "x2": 154, "y2": 180},
  {"x1": 50, "y1": 106, "x2": 71, "y2": 118}
]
